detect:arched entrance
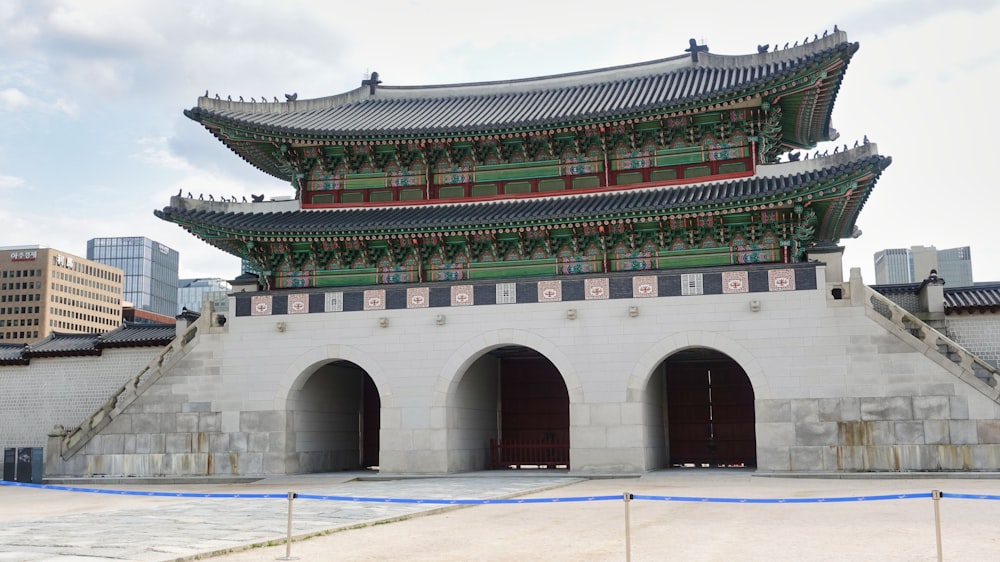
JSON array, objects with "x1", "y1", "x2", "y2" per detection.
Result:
[
  {"x1": 289, "y1": 360, "x2": 380, "y2": 472},
  {"x1": 450, "y1": 346, "x2": 569, "y2": 471},
  {"x1": 650, "y1": 348, "x2": 756, "y2": 468}
]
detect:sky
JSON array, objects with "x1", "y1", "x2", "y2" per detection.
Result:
[{"x1": 1, "y1": 0, "x2": 998, "y2": 283}]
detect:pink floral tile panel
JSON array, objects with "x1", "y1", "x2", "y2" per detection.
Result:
[{"x1": 722, "y1": 271, "x2": 749, "y2": 294}]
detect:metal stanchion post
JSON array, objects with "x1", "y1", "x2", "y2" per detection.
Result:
[
  {"x1": 276, "y1": 492, "x2": 299, "y2": 560},
  {"x1": 624, "y1": 492, "x2": 633, "y2": 562},
  {"x1": 932, "y1": 489, "x2": 942, "y2": 562}
]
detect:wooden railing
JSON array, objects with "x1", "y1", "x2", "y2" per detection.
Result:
[
  {"x1": 865, "y1": 286, "x2": 1000, "y2": 403},
  {"x1": 489, "y1": 439, "x2": 569, "y2": 469}
]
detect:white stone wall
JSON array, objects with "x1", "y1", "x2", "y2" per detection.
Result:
[
  {"x1": 946, "y1": 313, "x2": 1000, "y2": 368},
  {"x1": 0, "y1": 348, "x2": 163, "y2": 448},
  {"x1": 30, "y1": 266, "x2": 1000, "y2": 477}
]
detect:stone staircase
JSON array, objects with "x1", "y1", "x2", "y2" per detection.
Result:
[
  {"x1": 49, "y1": 311, "x2": 209, "y2": 460},
  {"x1": 865, "y1": 285, "x2": 1000, "y2": 403}
]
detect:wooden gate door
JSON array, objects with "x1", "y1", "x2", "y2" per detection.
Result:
[
  {"x1": 667, "y1": 359, "x2": 755, "y2": 466},
  {"x1": 360, "y1": 375, "x2": 380, "y2": 468},
  {"x1": 494, "y1": 356, "x2": 570, "y2": 468}
]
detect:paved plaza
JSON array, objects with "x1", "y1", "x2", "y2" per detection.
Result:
[{"x1": 2, "y1": 470, "x2": 999, "y2": 561}]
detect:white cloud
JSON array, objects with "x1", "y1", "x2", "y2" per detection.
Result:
[
  {"x1": 0, "y1": 88, "x2": 31, "y2": 111},
  {"x1": 0, "y1": 175, "x2": 26, "y2": 190},
  {"x1": 132, "y1": 137, "x2": 193, "y2": 171}
]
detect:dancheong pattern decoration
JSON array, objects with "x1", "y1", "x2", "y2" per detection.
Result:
[{"x1": 157, "y1": 30, "x2": 890, "y2": 289}]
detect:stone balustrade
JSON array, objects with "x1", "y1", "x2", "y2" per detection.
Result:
[
  {"x1": 55, "y1": 315, "x2": 207, "y2": 460},
  {"x1": 866, "y1": 286, "x2": 1000, "y2": 401}
]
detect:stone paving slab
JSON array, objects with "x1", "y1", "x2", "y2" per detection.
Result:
[{"x1": 0, "y1": 473, "x2": 582, "y2": 561}]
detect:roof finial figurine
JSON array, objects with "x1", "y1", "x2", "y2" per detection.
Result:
[
  {"x1": 783, "y1": 42, "x2": 789, "y2": 50},
  {"x1": 854, "y1": 140, "x2": 859, "y2": 148},
  {"x1": 863, "y1": 135, "x2": 869, "y2": 145},
  {"x1": 227, "y1": 95, "x2": 231, "y2": 101},
  {"x1": 362, "y1": 71, "x2": 382, "y2": 95},
  {"x1": 757, "y1": 44, "x2": 769, "y2": 54},
  {"x1": 285, "y1": 93, "x2": 298, "y2": 101},
  {"x1": 187, "y1": 191, "x2": 192, "y2": 198},
  {"x1": 833, "y1": 146, "x2": 839, "y2": 154},
  {"x1": 823, "y1": 29, "x2": 828, "y2": 38},
  {"x1": 215, "y1": 93, "x2": 220, "y2": 100},
  {"x1": 788, "y1": 151, "x2": 801, "y2": 161},
  {"x1": 834, "y1": 24, "x2": 839, "y2": 33},
  {"x1": 239, "y1": 96, "x2": 244, "y2": 102},
  {"x1": 273, "y1": 96, "x2": 279, "y2": 103},
  {"x1": 685, "y1": 38, "x2": 709, "y2": 62},
  {"x1": 177, "y1": 188, "x2": 183, "y2": 196},
  {"x1": 204, "y1": 89, "x2": 208, "y2": 97}
]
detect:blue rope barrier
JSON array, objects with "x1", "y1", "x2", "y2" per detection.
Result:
[
  {"x1": 631, "y1": 492, "x2": 933, "y2": 503},
  {"x1": 3, "y1": 480, "x2": 997, "y2": 504},
  {"x1": 940, "y1": 492, "x2": 1000, "y2": 501}
]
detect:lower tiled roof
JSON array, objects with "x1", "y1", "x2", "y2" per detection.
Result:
[{"x1": 156, "y1": 150, "x2": 890, "y2": 242}]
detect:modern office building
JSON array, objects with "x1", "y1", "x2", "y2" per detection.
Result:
[
  {"x1": 177, "y1": 278, "x2": 232, "y2": 314},
  {"x1": 0, "y1": 246, "x2": 124, "y2": 343},
  {"x1": 874, "y1": 245, "x2": 973, "y2": 287},
  {"x1": 936, "y1": 246, "x2": 974, "y2": 287},
  {"x1": 86, "y1": 237, "x2": 179, "y2": 317},
  {"x1": 873, "y1": 248, "x2": 913, "y2": 284}
]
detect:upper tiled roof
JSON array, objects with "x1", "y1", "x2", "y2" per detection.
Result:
[
  {"x1": 156, "y1": 145, "x2": 888, "y2": 243},
  {"x1": 186, "y1": 32, "x2": 854, "y2": 141}
]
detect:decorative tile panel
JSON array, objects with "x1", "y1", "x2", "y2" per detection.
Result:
[
  {"x1": 288, "y1": 294, "x2": 309, "y2": 314},
  {"x1": 537, "y1": 280, "x2": 562, "y2": 302},
  {"x1": 407, "y1": 287, "x2": 429, "y2": 308},
  {"x1": 250, "y1": 295, "x2": 272, "y2": 316},
  {"x1": 722, "y1": 271, "x2": 749, "y2": 293},
  {"x1": 768, "y1": 268, "x2": 796, "y2": 291},
  {"x1": 632, "y1": 276, "x2": 658, "y2": 298},
  {"x1": 496, "y1": 283, "x2": 516, "y2": 304},
  {"x1": 681, "y1": 273, "x2": 704, "y2": 296},
  {"x1": 451, "y1": 285, "x2": 474, "y2": 306},
  {"x1": 585, "y1": 278, "x2": 610, "y2": 300},
  {"x1": 325, "y1": 292, "x2": 344, "y2": 312},
  {"x1": 363, "y1": 289, "x2": 386, "y2": 310}
]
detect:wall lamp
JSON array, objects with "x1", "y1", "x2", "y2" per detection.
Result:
[
  {"x1": 750, "y1": 300, "x2": 761, "y2": 312},
  {"x1": 628, "y1": 306, "x2": 639, "y2": 318},
  {"x1": 435, "y1": 314, "x2": 446, "y2": 325},
  {"x1": 566, "y1": 309, "x2": 577, "y2": 320},
  {"x1": 378, "y1": 317, "x2": 389, "y2": 328},
  {"x1": 276, "y1": 321, "x2": 286, "y2": 332}
]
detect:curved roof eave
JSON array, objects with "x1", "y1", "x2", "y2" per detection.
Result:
[
  {"x1": 187, "y1": 32, "x2": 855, "y2": 142},
  {"x1": 156, "y1": 145, "x2": 889, "y2": 242}
]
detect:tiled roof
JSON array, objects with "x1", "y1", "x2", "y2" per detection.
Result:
[
  {"x1": 0, "y1": 344, "x2": 29, "y2": 365},
  {"x1": 27, "y1": 333, "x2": 101, "y2": 356},
  {"x1": 187, "y1": 32, "x2": 854, "y2": 140},
  {"x1": 944, "y1": 283, "x2": 1000, "y2": 314},
  {"x1": 100, "y1": 323, "x2": 177, "y2": 347},
  {"x1": 156, "y1": 147, "x2": 889, "y2": 242},
  {"x1": 0, "y1": 323, "x2": 175, "y2": 364}
]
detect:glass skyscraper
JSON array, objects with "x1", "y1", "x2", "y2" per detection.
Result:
[
  {"x1": 86, "y1": 237, "x2": 179, "y2": 317},
  {"x1": 874, "y1": 245, "x2": 973, "y2": 287}
]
